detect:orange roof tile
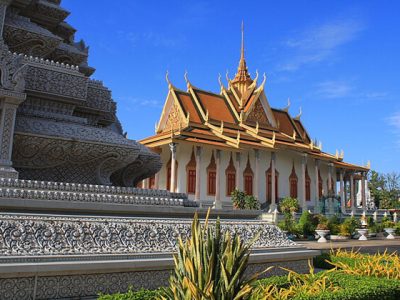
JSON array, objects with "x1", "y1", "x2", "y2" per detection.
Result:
[
  {"x1": 193, "y1": 89, "x2": 236, "y2": 124},
  {"x1": 294, "y1": 119, "x2": 310, "y2": 143},
  {"x1": 272, "y1": 109, "x2": 300, "y2": 137},
  {"x1": 175, "y1": 91, "x2": 202, "y2": 123}
]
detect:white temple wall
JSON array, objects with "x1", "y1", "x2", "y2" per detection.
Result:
[{"x1": 156, "y1": 143, "x2": 337, "y2": 209}]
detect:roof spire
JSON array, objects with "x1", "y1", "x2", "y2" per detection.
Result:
[
  {"x1": 232, "y1": 21, "x2": 252, "y2": 87},
  {"x1": 241, "y1": 20, "x2": 244, "y2": 61}
]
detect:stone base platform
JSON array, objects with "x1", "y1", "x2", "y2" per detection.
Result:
[
  {"x1": 0, "y1": 248, "x2": 318, "y2": 300},
  {"x1": 0, "y1": 212, "x2": 319, "y2": 299}
]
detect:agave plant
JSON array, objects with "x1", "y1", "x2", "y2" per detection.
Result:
[{"x1": 159, "y1": 209, "x2": 268, "y2": 300}]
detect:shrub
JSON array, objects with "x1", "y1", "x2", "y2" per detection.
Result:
[
  {"x1": 327, "y1": 249, "x2": 400, "y2": 280},
  {"x1": 252, "y1": 263, "x2": 339, "y2": 299},
  {"x1": 313, "y1": 253, "x2": 335, "y2": 270},
  {"x1": 231, "y1": 188, "x2": 246, "y2": 209},
  {"x1": 159, "y1": 209, "x2": 270, "y2": 299},
  {"x1": 255, "y1": 270, "x2": 400, "y2": 300},
  {"x1": 296, "y1": 211, "x2": 315, "y2": 237},
  {"x1": 327, "y1": 215, "x2": 340, "y2": 235},
  {"x1": 279, "y1": 197, "x2": 299, "y2": 214},
  {"x1": 312, "y1": 214, "x2": 327, "y2": 228},
  {"x1": 339, "y1": 217, "x2": 359, "y2": 237},
  {"x1": 244, "y1": 194, "x2": 261, "y2": 210},
  {"x1": 98, "y1": 288, "x2": 160, "y2": 300}
]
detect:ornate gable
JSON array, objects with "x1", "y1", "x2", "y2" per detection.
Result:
[
  {"x1": 157, "y1": 88, "x2": 187, "y2": 133},
  {"x1": 246, "y1": 99, "x2": 271, "y2": 126},
  {"x1": 163, "y1": 101, "x2": 183, "y2": 133}
]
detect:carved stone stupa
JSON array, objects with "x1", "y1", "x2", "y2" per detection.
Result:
[{"x1": 0, "y1": 0, "x2": 161, "y2": 186}]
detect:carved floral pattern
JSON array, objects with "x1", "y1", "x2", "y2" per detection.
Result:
[
  {"x1": 0, "y1": 214, "x2": 295, "y2": 257},
  {"x1": 163, "y1": 102, "x2": 183, "y2": 132},
  {"x1": 246, "y1": 100, "x2": 271, "y2": 126}
]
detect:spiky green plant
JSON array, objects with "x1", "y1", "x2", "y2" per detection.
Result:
[{"x1": 158, "y1": 209, "x2": 268, "y2": 300}]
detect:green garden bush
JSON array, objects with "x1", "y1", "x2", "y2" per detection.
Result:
[
  {"x1": 256, "y1": 271, "x2": 400, "y2": 300},
  {"x1": 296, "y1": 210, "x2": 315, "y2": 238},
  {"x1": 98, "y1": 288, "x2": 160, "y2": 300}
]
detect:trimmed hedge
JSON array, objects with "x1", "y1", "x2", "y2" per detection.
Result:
[
  {"x1": 257, "y1": 271, "x2": 400, "y2": 300},
  {"x1": 98, "y1": 272, "x2": 400, "y2": 299},
  {"x1": 98, "y1": 288, "x2": 160, "y2": 300}
]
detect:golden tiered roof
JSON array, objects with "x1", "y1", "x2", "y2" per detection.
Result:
[{"x1": 140, "y1": 27, "x2": 369, "y2": 172}]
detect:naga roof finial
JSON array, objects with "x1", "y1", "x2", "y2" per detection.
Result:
[
  {"x1": 165, "y1": 70, "x2": 172, "y2": 89},
  {"x1": 184, "y1": 70, "x2": 191, "y2": 90},
  {"x1": 218, "y1": 73, "x2": 225, "y2": 91},
  {"x1": 283, "y1": 97, "x2": 290, "y2": 112},
  {"x1": 294, "y1": 107, "x2": 302, "y2": 120}
]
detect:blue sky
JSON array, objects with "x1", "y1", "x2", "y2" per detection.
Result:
[{"x1": 63, "y1": 0, "x2": 400, "y2": 173}]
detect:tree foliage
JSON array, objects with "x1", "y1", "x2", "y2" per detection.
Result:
[{"x1": 368, "y1": 170, "x2": 400, "y2": 209}]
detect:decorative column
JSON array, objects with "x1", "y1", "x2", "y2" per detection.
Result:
[
  {"x1": 339, "y1": 170, "x2": 346, "y2": 214},
  {"x1": 195, "y1": 146, "x2": 202, "y2": 202},
  {"x1": 0, "y1": 96, "x2": 26, "y2": 178},
  {"x1": 254, "y1": 149, "x2": 261, "y2": 203},
  {"x1": 270, "y1": 152, "x2": 277, "y2": 212},
  {"x1": 350, "y1": 172, "x2": 356, "y2": 213},
  {"x1": 214, "y1": 150, "x2": 222, "y2": 209},
  {"x1": 235, "y1": 152, "x2": 242, "y2": 190},
  {"x1": 361, "y1": 172, "x2": 366, "y2": 211},
  {"x1": 328, "y1": 163, "x2": 334, "y2": 214},
  {"x1": 169, "y1": 143, "x2": 177, "y2": 192},
  {"x1": 301, "y1": 154, "x2": 307, "y2": 211},
  {"x1": 0, "y1": 2, "x2": 27, "y2": 179},
  {"x1": 314, "y1": 159, "x2": 320, "y2": 213}
]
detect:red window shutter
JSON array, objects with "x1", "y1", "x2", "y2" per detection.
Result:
[
  {"x1": 290, "y1": 179, "x2": 298, "y2": 198},
  {"x1": 306, "y1": 179, "x2": 311, "y2": 201},
  {"x1": 244, "y1": 175, "x2": 253, "y2": 195},
  {"x1": 226, "y1": 173, "x2": 236, "y2": 196},
  {"x1": 208, "y1": 171, "x2": 216, "y2": 195},
  {"x1": 187, "y1": 169, "x2": 196, "y2": 194}
]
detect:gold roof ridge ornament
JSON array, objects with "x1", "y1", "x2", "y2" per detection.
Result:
[
  {"x1": 247, "y1": 70, "x2": 259, "y2": 91},
  {"x1": 340, "y1": 150, "x2": 344, "y2": 159},
  {"x1": 283, "y1": 97, "x2": 290, "y2": 112},
  {"x1": 294, "y1": 107, "x2": 302, "y2": 120},
  {"x1": 226, "y1": 70, "x2": 231, "y2": 84},
  {"x1": 367, "y1": 160, "x2": 371, "y2": 169},
  {"x1": 165, "y1": 70, "x2": 173, "y2": 89},
  {"x1": 218, "y1": 73, "x2": 225, "y2": 92},
  {"x1": 184, "y1": 70, "x2": 192, "y2": 91},
  {"x1": 261, "y1": 72, "x2": 267, "y2": 88}
]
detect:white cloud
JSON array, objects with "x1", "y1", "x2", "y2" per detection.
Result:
[
  {"x1": 118, "y1": 31, "x2": 183, "y2": 49},
  {"x1": 387, "y1": 112, "x2": 400, "y2": 146},
  {"x1": 388, "y1": 112, "x2": 400, "y2": 130},
  {"x1": 314, "y1": 80, "x2": 354, "y2": 99},
  {"x1": 119, "y1": 96, "x2": 162, "y2": 109},
  {"x1": 278, "y1": 18, "x2": 365, "y2": 71},
  {"x1": 312, "y1": 80, "x2": 388, "y2": 101}
]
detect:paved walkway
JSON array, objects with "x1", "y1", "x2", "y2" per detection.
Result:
[{"x1": 297, "y1": 238, "x2": 400, "y2": 254}]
